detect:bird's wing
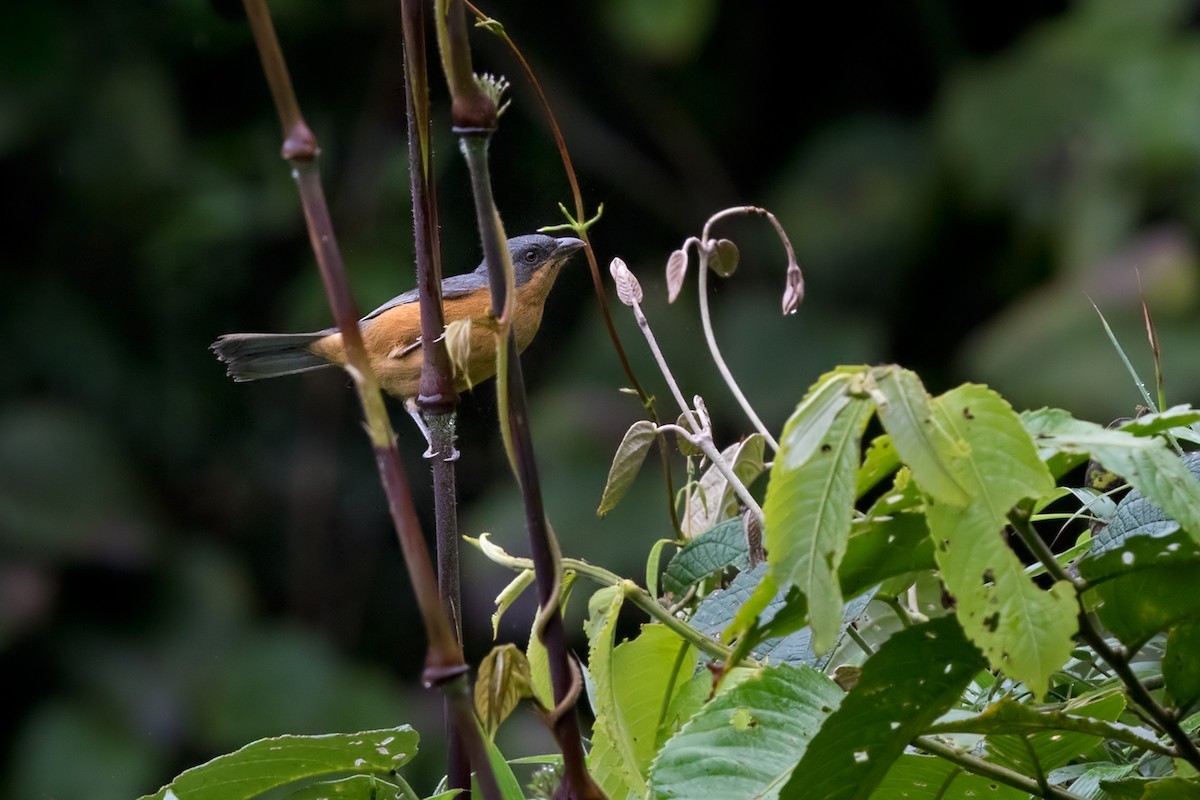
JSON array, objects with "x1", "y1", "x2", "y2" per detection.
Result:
[{"x1": 359, "y1": 268, "x2": 489, "y2": 322}]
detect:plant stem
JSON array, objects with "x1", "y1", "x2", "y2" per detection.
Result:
[
  {"x1": 914, "y1": 736, "x2": 1086, "y2": 800},
  {"x1": 1008, "y1": 507, "x2": 1200, "y2": 769}
]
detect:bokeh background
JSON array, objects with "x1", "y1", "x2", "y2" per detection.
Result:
[{"x1": 5, "y1": 0, "x2": 1200, "y2": 796}]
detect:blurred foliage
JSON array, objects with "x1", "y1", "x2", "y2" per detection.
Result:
[{"x1": 5, "y1": 0, "x2": 1200, "y2": 796}]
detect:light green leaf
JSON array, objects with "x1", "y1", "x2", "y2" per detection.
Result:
[
  {"x1": 763, "y1": 394, "x2": 874, "y2": 652},
  {"x1": 871, "y1": 366, "x2": 970, "y2": 505},
  {"x1": 491, "y1": 569, "x2": 535, "y2": 638},
  {"x1": 926, "y1": 385, "x2": 1073, "y2": 698},
  {"x1": 856, "y1": 433, "x2": 899, "y2": 498},
  {"x1": 775, "y1": 369, "x2": 860, "y2": 471},
  {"x1": 781, "y1": 616, "x2": 987, "y2": 800},
  {"x1": 649, "y1": 664, "x2": 843, "y2": 800},
  {"x1": 584, "y1": 586, "x2": 645, "y2": 798},
  {"x1": 871, "y1": 755, "x2": 1026, "y2": 799},
  {"x1": 1121, "y1": 406, "x2": 1200, "y2": 436},
  {"x1": 138, "y1": 727, "x2": 419, "y2": 800},
  {"x1": 1101, "y1": 776, "x2": 1200, "y2": 799},
  {"x1": 598, "y1": 420, "x2": 658, "y2": 516}
]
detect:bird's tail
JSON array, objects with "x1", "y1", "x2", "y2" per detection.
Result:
[{"x1": 210, "y1": 332, "x2": 333, "y2": 382}]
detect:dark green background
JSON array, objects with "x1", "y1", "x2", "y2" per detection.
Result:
[{"x1": 5, "y1": 0, "x2": 1200, "y2": 796}]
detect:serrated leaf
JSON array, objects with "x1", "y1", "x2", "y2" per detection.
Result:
[
  {"x1": 781, "y1": 616, "x2": 987, "y2": 800},
  {"x1": 871, "y1": 367, "x2": 970, "y2": 505},
  {"x1": 475, "y1": 644, "x2": 533, "y2": 740},
  {"x1": 649, "y1": 664, "x2": 843, "y2": 800},
  {"x1": 584, "y1": 586, "x2": 645, "y2": 798},
  {"x1": 775, "y1": 370, "x2": 859, "y2": 471},
  {"x1": 1166, "y1": 620, "x2": 1200, "y2": 713},
  {"x1": 662, "y1": 518, "x2": 749, "y2": 597},
  {"x1": 708, "y1": 239, "x2": 739, "y2": 277},
  {"x1": 1022, "y1": 410, "x2": 1200, "y2": 543},
  {"x1": 666, "y1": 249, "x2": 688, "y2": 303},
  {"x1": 138, "y1": 727, "x2": 419, "y2": 800},
  {"x1": 598, "y1": 420, "x2": 658, "y2": 516},
  {"x1": 925, "y1": 385, "x2": 1073, "y2": 698},
  {"x1": 871, "y1": 755, "x2": 1027, "y2": 800},
  {"x1": 684, "y1": 434, "x2": 765, "y2": 537},
  {"x1": 762, "y1": 394, "x2": 874, "y2": 652}
]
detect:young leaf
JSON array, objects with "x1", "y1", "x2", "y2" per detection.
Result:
[
  {"x1": 762, "y1": 394, "x2": 874, "y2": 652},
  {"x1": 138, "y1": 727, "x2": 419, "y2": 800},
  {"x1": 925, "y1": 384, "x2": 1074, "y2": 698},
  {"x1": 780, "y1": 616, "x2": 987, "y2": 800},
  {"x1": 649, "y1": 664, "x2": 844, "y2": 800},
  {"x1": 474, "y1": 644, "x2": 534, "y2": 740},
  {"x1": 597, "y1": 420, "x2": 658, "y2": 516},
  {"x1": 665, "y1": 248, "x2": 688, "y2": 303},
  {"x1": 610, "y1": 257, "x2": 643, "y2": 306},
  {"x1": 856, "y1": 433, "x2": 899, "y2": 498},
  {"x1": 708, "y1": 238, "x2": 740, "y2": 277}
]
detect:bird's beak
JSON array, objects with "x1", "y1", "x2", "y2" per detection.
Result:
[{"x1": 554, "y1": 237, "x2": 586, "y2": 257}]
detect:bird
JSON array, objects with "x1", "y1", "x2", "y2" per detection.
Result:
[{"x1": 211, "y1": 234, "x2": 585, "y2": 451}]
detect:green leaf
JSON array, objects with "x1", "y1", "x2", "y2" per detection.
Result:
[
  {"x1": 1079, "y1": 530, "x2": 1200, "y2": 648},
  {"x1": 662, "y1": 518, "x2": 748, "y2": 598},
  {"x1": 598, "y1": 420, "x2": 658, "y2": 516},
  {"x1": 837, "y1": 512, "x2": 935, "y2": 600},
  {"x1": 279, "y1": 775, "x2": 404, "y2": 800},
  {"x1": 928, "y1": 693, "x2": 1161, "y2": 755},
  {"x1": 1166, "y1": 620, "x2": 1200, "y2": 713},
  {"x1": 774, "y1": 369, "x2": 859, "y2": 471},
  {"x1": 1121, "y1": 406, "x2": 1200, "y2": 436},
  {"x1": 584, "y1": 586, "x2": 645, "y2": 798},
  {"x1": 981, "y1": 690, "x2": 1125, "y2": 775},
  {"x1": 1022, "y1": 410, "x2": 1200, "y2": 543},
  {"x1": 649, "y1": 664, "x2": 843, "y2": 800},
  {"x1": 870, "y1": 366, "x2": 970, "y2": 505},
  {"x1": 474, "y1": 644, "x2": 533, "y2": 740},
  {"x1": 476, "y1": 724, "x2": 526, "y2": 800},
  {"x1": 762, "y1": 393, "x2": 874, "y2": 652},
  {"x1": 856, "y1": 433, "x2": 899, "y2": 498},
  {"x1": 925, "y1": 385, "x2": 1073, "y2": 698},
  {"x1": 138, "y1": 727, "x2": 419, "y2": 800},
  {"x1": 871, "y1": 755, "x2": 1027, "y2": 799},
  {"x1": 490, "y1": 569, "x2": 534, "y2": 639},
  {"x1": 781, "y1": 616, "x2": 987, "y2": 800},
  {"x1": 1101, "y1": 776, "x2": 1200, "y2": 799}
]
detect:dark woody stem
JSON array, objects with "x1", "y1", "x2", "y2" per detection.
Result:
[
  {"x1": 434, "y1": 1, "x2": 600, "y2": 795},
  {"x1": 241, "y1": 1, "x2": 500, "y2": 796},
  {"x1": 399, "y1": 0, "x2": 468, "y2": 793}
]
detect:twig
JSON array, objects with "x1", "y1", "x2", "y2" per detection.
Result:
[{"x1": 913, "y1": 736, "x2": 1087, "y2": 800}]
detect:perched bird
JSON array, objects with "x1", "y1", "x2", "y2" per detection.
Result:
[{"x1": 211, "y1": 234, "x2": 585, "y2": 402}]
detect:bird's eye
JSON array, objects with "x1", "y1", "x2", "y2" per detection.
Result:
[{"x1": 523, "y1": 249, "x2": 539, "y2": 264}]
